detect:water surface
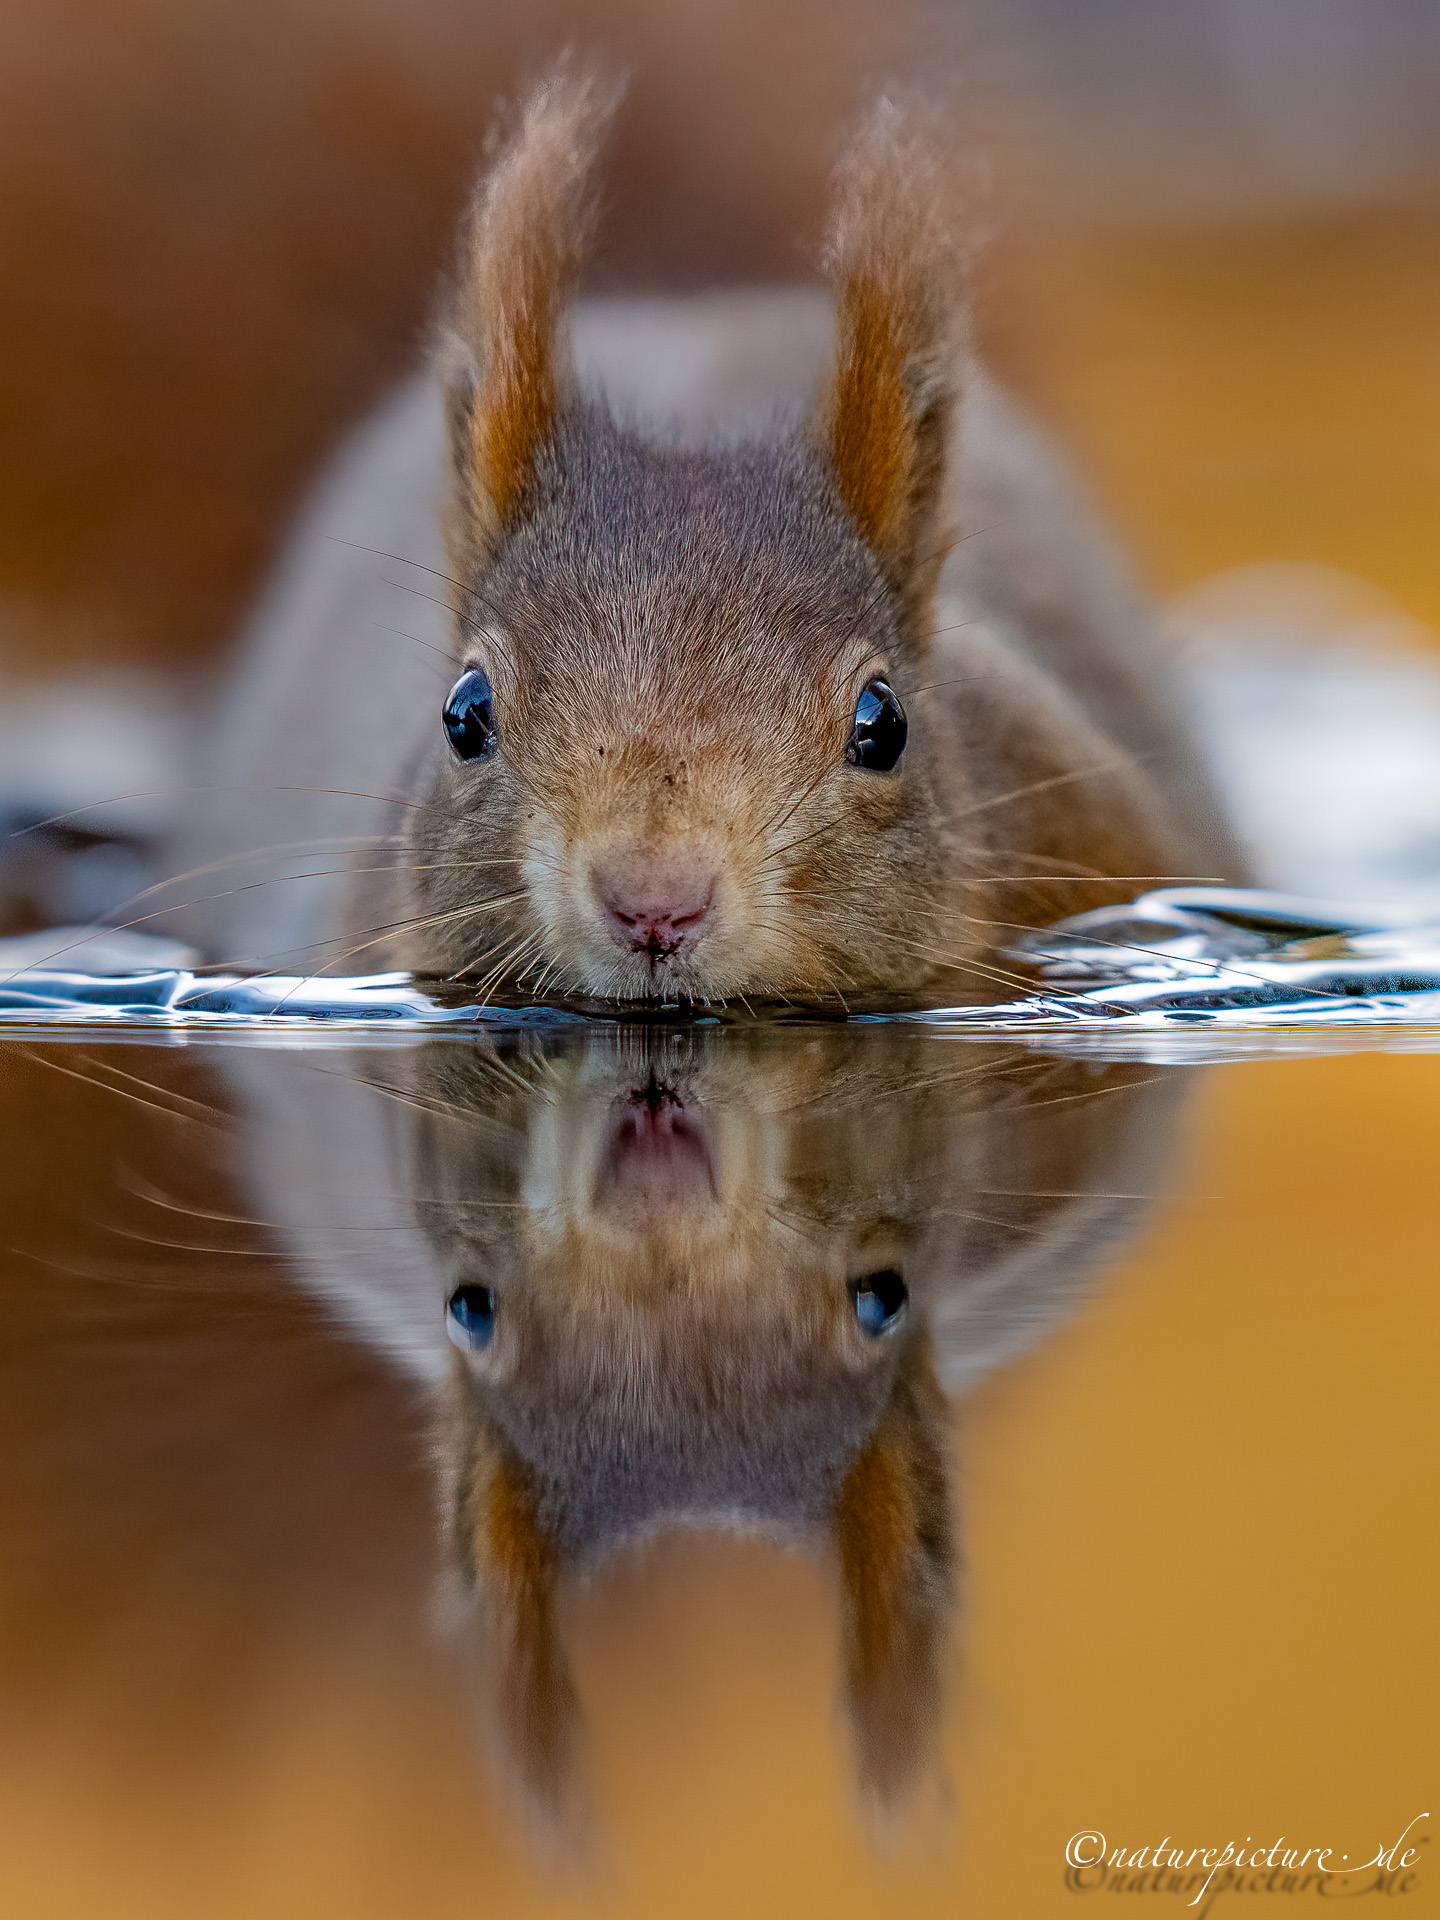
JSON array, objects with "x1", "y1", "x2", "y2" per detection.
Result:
[{"x1": 0, "y1": 1006, "x2": 1433, "y2": 1917}]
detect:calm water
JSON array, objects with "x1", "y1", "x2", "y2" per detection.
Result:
[{"x1": 0, "y1": 1012, "x2": 1434, "y2": 1918}]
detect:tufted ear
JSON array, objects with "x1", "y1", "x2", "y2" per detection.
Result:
[
  {"x1": 437, "y1": 61, "x2": 621, "y2": 580},
  {"x1": 450, "y1": 1406, "x2": 584, "y2": 1842},
  {"x1": 819, "y1": 98, "x2": 965, "y2": 618},
  {"x1": 833, "y1": 1334, "x2": 955, "y2": 1818}
]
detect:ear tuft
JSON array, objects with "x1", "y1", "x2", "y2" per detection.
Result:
[
  {"x1": 834, "y1": 1335, "x2": 955, "y2": 1817},
  {"x1": 449, "y1": 1403, "x2": 585, "y2": 1846},
  {"x1": 439, "y1": 58, "x2": 623, "y2": 576},
  {"x1": 820, "y1": 97, "x2": 967, "y2": 605}
]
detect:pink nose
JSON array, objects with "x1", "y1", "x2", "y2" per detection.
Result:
[{"x1": 596, "y1": 864, "x2": 716, "y2": 958}]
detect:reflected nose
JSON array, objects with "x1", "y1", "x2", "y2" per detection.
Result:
[{"x1": 594, "y1": 858, "x2": 717, "y2": 958}]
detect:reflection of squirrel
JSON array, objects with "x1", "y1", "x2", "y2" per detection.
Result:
[
  {"x1": 182, "y1": 64, "x2": 1241, "y2": 997},
  {"x1": 229, "y1": 1025, "x2": 1189, "y2": 1840}
]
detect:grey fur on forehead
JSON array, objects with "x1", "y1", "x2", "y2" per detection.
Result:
[
  {"x1": 474, "y1": 405, "x2": 887, "y2": 667},
  {"x1": 470, "y1": 1322, "x2": 900, "y2": 1566}
]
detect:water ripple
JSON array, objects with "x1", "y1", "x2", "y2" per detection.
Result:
[{"x1": 2, "y1": 888, "x2": 1439, "y2": 1055}]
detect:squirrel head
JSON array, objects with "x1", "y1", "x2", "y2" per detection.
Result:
[{"x1": 415, "y1": 65, "x2": 968, "y2": 1002}]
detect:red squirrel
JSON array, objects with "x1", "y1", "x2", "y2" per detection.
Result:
[{"x1": 180, "y1": 64, "x2": 1239, "y2": 999}]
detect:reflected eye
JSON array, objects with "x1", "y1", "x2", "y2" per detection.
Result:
[
  {"x1": 443, "y1": 667, "x2": 498, "y2": 761},
  {"x1": 446, "y1": 1283, "x2": 497, "y2": 1351},
  {"x1": 849, "y1": 1269, "x2": 907, "y2": 1337},
  {"x1": 845, "y1": 678, "x2": 907, "y2": 772}
]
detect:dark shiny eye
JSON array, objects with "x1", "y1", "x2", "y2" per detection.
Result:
[
  {"x1": 443, "y1": 667, "x2": 498, "y2": 761},
  {"x1": 446, "y1": 1283, "x2": 497, "y2": 1351},
  {"x1": 845, "y1": 678, "x2": 907, "y2": 772},
  {"x1": 849, "y1": 1268, "x2": 908, "y2": 1337}
]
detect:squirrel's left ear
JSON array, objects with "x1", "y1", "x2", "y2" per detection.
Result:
[
  {"x1": 818, "y1": 99, "x2": 966, "y2": 623},
  {"x1": 833, "y1": 1333, "x2": 955, "y2": 1820},
  {"x1": 447, "y1": 1402, "x2": 585, "y2": 1846},
  {"x1": 438, "y1": 60, "x2": 622, "y2": 579}
]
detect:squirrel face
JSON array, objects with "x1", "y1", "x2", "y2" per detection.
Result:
[
  {"x1": 412, "y1": 415, "x2": 958, "y2": 1000},
  {"x1": 402, "y1": 69, "x2": 972, "y2": 1002}
]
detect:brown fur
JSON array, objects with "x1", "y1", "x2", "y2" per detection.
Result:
[
  {"x1": 459, "y1": 1419, "x2": 581, "y2": 1833},
  {"x1": 835, "y1": 1334, "x2": 952, "y2": 1812},
  {"x1": 821, "y1": 97, "x2": 962, "y2": 605},
  {"x1": 440, "y1": 64, "x2": 623, "y2": 572},
  {"x1": 170, "y1": 69, "x2": 1241, "y2": 994},
  {"x1": 384, "y1": 77, "x2": 1239, "y2": 1004}
]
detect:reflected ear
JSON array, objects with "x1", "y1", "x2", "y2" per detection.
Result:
[
  {"x1": 834, "y1": 1334, "x2": 955, "y2": 1817},
  {"x1": 451, "y1": 1405, "x2": 583, "y2": 1841},
  {"x1": 818, "y1": 98, "x2": 965, "y2": 620},
  {"x1": 437, "y1": 60, "x2": 622, "y2": 577}
]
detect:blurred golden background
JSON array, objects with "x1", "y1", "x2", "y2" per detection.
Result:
[{"x1": 2, "y1": 0, "x2": 1439, "y2": 677}]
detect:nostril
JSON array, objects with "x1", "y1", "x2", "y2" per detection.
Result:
[
  {"x1": 605, "y1": 893, "x2": 714, "y2": 950},
  {"x1": 668, "y1": 897, "x2": 711, "y2": 933},
  {"x1": 595, "y1": 867, "x2": 717, "y2": 957}
]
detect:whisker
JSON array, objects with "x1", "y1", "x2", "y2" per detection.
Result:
[
  {"x1": 317, "y1": 534, "x2": 518, "y2": 635},
  {"x1": 257, "y1": 892, "x2": 531, "y2": 988},
  {"x1": 1, "y1": 850, "x2": 508, "y2": 981},
  {"x1": 101, "y1": 1222, "x2": 275, "y2": 1258},
  {"x1": 739, "y1": 756, "x2": 837, "y2": 856},
  {"x1": 378, "y1": 575, "x2": 462, "y2": 618},
  {"x1": 458, "y1": 928, "x2": 549, "y2": 1005},
  {"x1": 906, "y1": 668, "x2": 990, "y2": 696},
  {"x1": 367, "y1": 621, "x2": 454, "y2": 672},
  {"x1": 965, "y1": 872, "x2": 1224, "y2": 886},
  {"x1": 73, "y1": 1055, "x2": 229, "y2": 1125},
  {"x1": 302, "y1": 1063, "x2": 496, "y2": 1126},
  {"x1": 955, "y1": 758, "x2": 1142, "y2": 823},
  {"x1": 760, "y1": 808, "x2": 851, "y2": 868},
  {"x1": 7, "y1": 787, "x2": 174, "y2": 839},
  {"x1": 9, "y1": 780, "x2": 462, "y2": 846},
  {"x1": 318, "y1": 534, "x2": 471, "y2": 598},
  {"x1": 12, "y1": 1048, "x2": 230, "y2": 1133},
  {"x1": 878, "y1": 932, "x2": 1037, "y2": 994},
  {"x1": 972, "y1": 915, "x2": 1358, "y2": 1003}
]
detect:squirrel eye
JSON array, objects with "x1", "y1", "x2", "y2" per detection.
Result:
[
  {"x1": 446, "y1": 1283, "x2": 497, "y2": 1351},
  {"x1": 849, "y1": 1268, "x2": 908, "y2": 1337},
  {"x1": 443, "y1": 667, "x2": 498, "y2": 761},
  {"x1": 845, "y1": 678, "x2": 907, "y2": 772}
]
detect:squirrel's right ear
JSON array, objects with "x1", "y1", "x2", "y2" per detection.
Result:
[
  {"x1": 437, "y1": 61, "x2": 621, "y2": 579},
  {"x1": 818, "y1": 99, "x2": 966, "y2": 621}
]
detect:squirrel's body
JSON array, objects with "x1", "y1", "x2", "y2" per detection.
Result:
[{"x1": 176, "y1": 80, "x2": 1239, "y2": 999}]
